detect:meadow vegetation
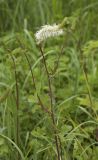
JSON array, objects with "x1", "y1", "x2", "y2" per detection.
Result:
[{"x1": 0, "y1": 0, "x2": 98, "y2": 160}]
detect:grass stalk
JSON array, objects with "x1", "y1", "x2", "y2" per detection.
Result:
[
  {"x1": 82, "y1": 64, "x2": 97, "y2": 118},
  {"x1": 11, "y1": 55, "x2": 20, "y2": 160}
]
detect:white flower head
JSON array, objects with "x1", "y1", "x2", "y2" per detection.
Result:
[{"x1": 35, "y1": 24, "x2": 64, "y2": 45}]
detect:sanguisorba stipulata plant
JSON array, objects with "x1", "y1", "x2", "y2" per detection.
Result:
[{"x1": 34, "y1": 18, "x2": 71, "y2": 160}]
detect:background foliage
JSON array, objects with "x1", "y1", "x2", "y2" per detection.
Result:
[{"x1": 0, "y1": 0, "x2": 98, "y2": 160}]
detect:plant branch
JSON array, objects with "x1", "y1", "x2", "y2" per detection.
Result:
[
  {"x1": 39, "y1": 46, "x2": 61, "y2": 160},
  {"x1": 23, "y1": 51, "x2": 52, "y2": 116},
  {"x1": 16, "y1": 38, "x2": 51, "y2": 115}
]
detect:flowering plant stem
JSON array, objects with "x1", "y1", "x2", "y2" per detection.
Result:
[{"x1": 39, "y1": 46, "x2": 61, "y2": 160}]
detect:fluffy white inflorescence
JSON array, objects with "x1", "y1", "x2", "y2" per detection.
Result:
[{"x1": 35, "y1": 24, "x2": 64, "y2": 44}]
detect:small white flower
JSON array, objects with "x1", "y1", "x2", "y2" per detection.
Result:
[{"x1": 35, "y1": 24, "x2": 64, "y2": 44}]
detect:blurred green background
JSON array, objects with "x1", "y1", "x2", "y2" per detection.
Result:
[{"x1": 0, "y1": 0, "x2": 98, "y2": 34}]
